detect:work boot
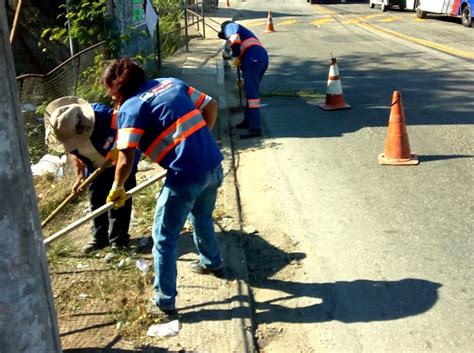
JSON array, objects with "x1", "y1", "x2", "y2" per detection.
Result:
[
  {"x1": 146, "y1": 303, "x2": 179, "y2": 323},
  {"x1": 240, "y1": 129, "x2": 262, "y2": 139},
  {"x1": 110, "y1": 241, "x2": 129, "y2": 251},
  {"x1": 81, "y1": 241, "x2": 109, "y2": 254},
  {"x1": 235, "y1": 120, "x2": 250, "y2": 129},
  {"x1": 190, "y1": 260, "x2": 224, "y2": 276}
]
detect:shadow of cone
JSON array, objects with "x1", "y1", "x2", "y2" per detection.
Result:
[
  {"x1": 319, "y1": 57, "x2": 350, "y2": 111},
  {"x1": 378, "y1": 91, "x2": 419, "y2": 166},
  {"x1": 265, "y1": 10, "x2": 275, "y2": 33}
]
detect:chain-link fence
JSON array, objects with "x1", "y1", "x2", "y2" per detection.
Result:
[{"x1": 16, "y1": 42, "x2": 106, "y2": 107}]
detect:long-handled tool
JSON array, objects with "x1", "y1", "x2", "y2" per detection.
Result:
[
  {"x1": 41, "y1": 159, "x2": 113, "y2": 228},
  {"x1": 237, "y1": 66, "x2": 243, "y2": 106},
  {"x1": 43, "y1": 170, "x2": 167, "y2": 246},
  {"x1": 230, "y1": 66, "x2": 246, "y2": 114}
]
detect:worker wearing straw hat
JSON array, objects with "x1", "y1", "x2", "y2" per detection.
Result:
[{"x1": 44, "y1": 96, "x2": 139, "y2": 254}]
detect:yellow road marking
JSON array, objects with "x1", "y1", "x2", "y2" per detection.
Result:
[
  {"x1": 244, "y1": 20, "x2": 266, "y2": 28},
  {"x1": 345, "y1": 18, "x2": 360, "y2": 25},
  {"x1": 278, "y1": 19, "x2": 298, "y2": 26},
  {"x1": 343, "y1": 14, "x2": 385, "y2": 25},
  {"x1": 358, "y1": 22, "x2": 474, "y2": 59},
  {"x1": 379, "y1": 17, "x2": 399, "y2": 22},
  {"x1": 309, "y1": 4, "x2": 473, "y2": 59},
  {"x1": 312, "y1": 4, "x2": 338, "y2": 15},
  {"x1": 359, "y1": 14, "x2": 386, "y2": 21},
  {"x1": 312, "y1": 18, "x2": 335, "y2": 26}
]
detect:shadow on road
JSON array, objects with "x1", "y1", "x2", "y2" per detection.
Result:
[
  {"x1": 254, "y1": 277, "x2": 441, "y2": 324},
  {"x1": 177, "y1": 231, "x2": 441, "y2": 325}
]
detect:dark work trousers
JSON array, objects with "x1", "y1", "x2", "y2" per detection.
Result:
[
  {"x1": 242, "y1": 56, "x2": 268, "y2": 130},
  {"x1": 88, "y1": 166, "x2": 136, "y2": 247}
]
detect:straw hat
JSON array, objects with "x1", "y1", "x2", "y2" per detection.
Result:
[{"x1": 44, "y1": 96, "x2": 95, "y2": 153}]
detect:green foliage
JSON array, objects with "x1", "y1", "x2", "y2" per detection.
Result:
[
  {"x1": 41, "y1": 0, "x2": 107, "y2": 48},
  {"x1": 153, "y1": 0, "x2": 185, "y2": 57},
  {"x1": 23, "y1": 111, "x2": 48, "y2": 164},
  {"x1": 76, "y1": 53, "x2": 112, "y2": 104}
]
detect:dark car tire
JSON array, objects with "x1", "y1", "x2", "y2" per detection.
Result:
[
  {"x1": 416, "y1": 8, "x2": 427, "y2": 19},
  {"x1": 461, "y1": 5, "x2": 472, "y2": 27},
  {"x1": 382, "y1": 3, "x2": 388, "y2": 12}
]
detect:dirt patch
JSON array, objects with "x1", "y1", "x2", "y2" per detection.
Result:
[{"x1": 241, "y1": 229, "x2": 309, "y2": 352}]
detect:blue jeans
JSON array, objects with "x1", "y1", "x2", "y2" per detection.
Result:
[{"x1": 152, "y1": 164, "x2": 224, "y2": 310}]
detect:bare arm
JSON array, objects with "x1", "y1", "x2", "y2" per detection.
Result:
[
  {"x1": 113, "y1": 148, "x2": 136, "y2": 189},
  {"x1": 69, "y1": 154, "x2": 86, "y2": 193},
  {"x1": 202, "y1": 98, "x2": 218, "y2": 130}
]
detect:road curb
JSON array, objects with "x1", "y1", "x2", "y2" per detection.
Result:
[{"x1": 217, "y1": 50, "x2": 256, "y2": 353}]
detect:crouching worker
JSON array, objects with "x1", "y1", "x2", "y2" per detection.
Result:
[
  {"x1": 102, "y1": 59, "x2": 224, "y2": 322},
  {"x1": 44, "y1": 97, "x2": 139, "y2": 253}
]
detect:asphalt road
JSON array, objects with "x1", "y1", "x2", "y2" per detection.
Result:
[{"x1": 228, "y1": 0, "x2": 474, "y2": 351}]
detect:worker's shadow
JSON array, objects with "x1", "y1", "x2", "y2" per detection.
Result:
[{"x1": 181, "y1": 231, "x2": 442, "y2": 325}]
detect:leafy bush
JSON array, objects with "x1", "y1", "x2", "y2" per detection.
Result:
[
  {"x1": 76, "y1": 53, "x2": 112, "y2": 105},
  {"x1": 41, "y1": 0, "x2": 107, "y2": 49}
]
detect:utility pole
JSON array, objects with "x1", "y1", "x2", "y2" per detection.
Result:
[
  {"x1": 65, "y1": 0, "x2": 75, "y2": 56},
  {"x1": 0, "y1": 2, "x2": 62, "y2": 353}
]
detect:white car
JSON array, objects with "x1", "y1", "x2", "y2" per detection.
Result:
[
  {"x1": 369, "y1": 0, "x2": 416, "y2": 12},
  {"x1": 416, "y1": 0, "x2": 473, "y2": 27}
]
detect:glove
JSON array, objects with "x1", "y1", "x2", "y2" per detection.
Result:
[
  {"x1": 106, "y1": 186, "x2": 126, "y2": 209},
  {"x1": 237, "y1": 79, "x2": 244, "y2": 89},
  {"x1": 232, "y1": 58, "x2": 241, "y2": 67}
]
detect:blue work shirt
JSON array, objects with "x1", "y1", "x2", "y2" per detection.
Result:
[
  {"x1": 224, "y1": 23, "x2": 269, "y2": 65},
  {"x1": 116, "y1": 78, "x2": 223, "y2": 185}
]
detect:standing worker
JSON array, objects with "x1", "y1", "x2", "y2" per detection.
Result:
[
  {"x1": 218, "y1": 20, "x2": 269, "y2": 139},
  {"x1": 44, "y1": 97, "x2": 139, "y2": 253},
  {"x1": 101, "y1": 59, "x2": 224, "y2": 322}
]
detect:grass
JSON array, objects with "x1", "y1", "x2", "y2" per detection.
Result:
[
  {"x1": 261, "y1": 89, "x2": 325, "y2": 100},
  {"x1": 36, "y1": 172, "x2": 88, "y2": 237},
  {"x1": 42, "y1": 169, "x2": 166, "y2": 342}
]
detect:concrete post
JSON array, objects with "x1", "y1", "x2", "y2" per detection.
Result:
[{"x1": 0, "y1": 3, "x2": 62, "y2": 353}]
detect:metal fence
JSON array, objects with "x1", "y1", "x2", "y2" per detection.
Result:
[
  {"x1": 15, "y1": 1, "x2": 212, "y2": 107},
  {"x1": 16, "y1": 42, "x2": 106, "y2": 107}
]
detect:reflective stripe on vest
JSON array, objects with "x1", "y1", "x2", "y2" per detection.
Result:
[
  {"x1": 111, "y1": 110, "x2": 118, "y2": 129},
  {"x1": 240, "y1": 37, "x2": 263, "y2": 58},
  {"x1": 117, "y1": 128, "x2": 144, "y2": 149},
  {"x1": 188, "y1": 87, "x2": 206, "y2": 109},
  {"x1": 145, "y1": 109, "x2": 207, "y2": 164},
  {"x1": 248, "y1": 98, "x2": 260, "y2": 109}
]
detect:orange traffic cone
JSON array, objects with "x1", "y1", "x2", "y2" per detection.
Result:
[
  {"x1": 378, "y1": 91, "x2": 419, "y2": 166},
  {"x1": 265, "y1": 10, "x2": 275, "y2": 33},
  {"x1": 319, "y1": 57, "x2": 350, "y2": 110}
]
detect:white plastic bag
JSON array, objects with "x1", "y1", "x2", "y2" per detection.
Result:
[{"x1": 146, "y1": 320, "x2": 180, "y2": 337}]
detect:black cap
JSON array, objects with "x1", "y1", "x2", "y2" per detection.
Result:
[{"x1": 218, "y1": 20, "x2": 233, "y2": 40}]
